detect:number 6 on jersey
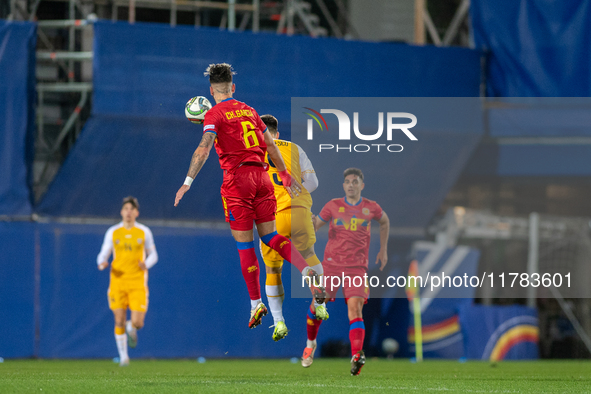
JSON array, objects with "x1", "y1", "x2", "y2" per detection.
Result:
[{"x1": 242, "y1": 120, "x2": 260, "y2": 148}]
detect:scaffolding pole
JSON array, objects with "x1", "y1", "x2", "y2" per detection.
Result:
[
  {"x1": 50, "y1": 91, "x2": 89, "y2": 153},
  {"x1": 37, "y1": 19, "x2": 94, "y2": 28},
  {"x1": 252, "y1": 0, "x2": 259, "y2": 32},
  {"x1": 228, "y1": 0, "x2": 236, "y2": 31},
  {"x1": 37, "y1": 83, "x2": 93, "y2": 93},
  {"x1": 37, "y1": 51, "x2": 93, "y2": 61}
]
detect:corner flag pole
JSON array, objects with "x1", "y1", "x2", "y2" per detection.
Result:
[
  {"x1": 413, "y1": 294, "x2": 423, "y2": 362},
  {"x1": 406, "y1": 259, "x2": 423, "y2": 362}
]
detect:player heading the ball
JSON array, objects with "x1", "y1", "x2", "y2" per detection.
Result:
[{"x1": 174, "y1": 63, "x2": 328, "y2": 330}]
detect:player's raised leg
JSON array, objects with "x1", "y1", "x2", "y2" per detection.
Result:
[
  {"x1": 348, "y1": 297, "x2": 366, "y2": 376},
  {"x1": 126, "y1": 285, "x2": 148, "y2": 348},
  {"x1": 258, "y1": 221, "x2": 327, "y2": 304},
  {"x1": 126, "y1": 310, "x2": 146, "y2": 349}
]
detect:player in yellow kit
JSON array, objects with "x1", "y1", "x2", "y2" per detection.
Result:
[
  {"x1": 259, "y1": 115, "x2": 328, "y2": 342},
  {"x1": 97, "y1": 196, "x2": 158, "y2": 366}
]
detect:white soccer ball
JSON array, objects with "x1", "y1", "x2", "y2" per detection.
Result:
[
  {"x1": 382, "y1": 338, "x2": 399, "y2": 355},
  {"x1": 185, "y1": 96, "x2": 212, "y2": 124}
]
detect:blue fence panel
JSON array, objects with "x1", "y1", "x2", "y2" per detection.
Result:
[
  {"x1": 0, "y1": 21, "x2": 36, "y2": 215},
  {"x1": 0, "y1": 221, "x2": 36, "y2": 358},
  {"x1": 0, "y1": 218, "x2": 415, "y2": 359},
  {"x1": 37, "y1": 222, "x2": 113, "y2": 358},
  {"x1": 33, "y1": 222, "x2": 353, "y2": 358}
]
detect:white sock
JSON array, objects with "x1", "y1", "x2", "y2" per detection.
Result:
[
  {"x1": 126, "y1": 320, "x2": 137, "y2": 335},
  {"x1": 302, "y1": 267, "x2": 324, "y2": 286},
  {"x1": 310, "y1": 263, "x2": 324, "y2": 276},
  {"x1": 250, "y1": 298, "x2": 262, "y2": 310},
  {"x1": 266, "y1": 284, "x2": 285, "y2": 324},
  {"x1": 115, "y1": 334, "x2": 128, "y2": 360},
  {"x1": 307, "y1": 339, "x2": 316, "y2": 348},
  {"x1": 313, "y1": 299, "x2": 326, "y2": 308}
]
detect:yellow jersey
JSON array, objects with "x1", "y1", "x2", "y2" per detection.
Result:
[
  {"x1": 265, "y1": 139, "x2": 315, "y2": 212},
  {"x1": 97, "y1": 222, "x2": 158, "y2": 281}
]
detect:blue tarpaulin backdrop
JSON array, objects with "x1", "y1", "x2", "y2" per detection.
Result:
[
  {"x1": 37, "y1": 21, "x2": 481, "y2": 220},
  {"x1": 471, "y1": 0, "x2": 591, "y2": 97},
  {"x1": 0, "y1": 21, "x2": 36, "y2": 215},
  {"x1": 470, "y1": 0, "x2": 591, "y2": 175}
]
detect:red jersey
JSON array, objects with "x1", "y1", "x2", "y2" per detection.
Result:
[
  {"x1": 318, "y1": 197, "x2": 383, "y2": 270},
  {"x1": 202, "y1": 98, "x2": 269, "y2": 171}
]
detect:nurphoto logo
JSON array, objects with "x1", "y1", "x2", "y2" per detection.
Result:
[{"x1": 303, "y1": 108, "x2": 417, "y2": 153}]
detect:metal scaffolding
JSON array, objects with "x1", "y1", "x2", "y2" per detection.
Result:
[{"x1": 4, "y1": 0, "x2": 362, "y2": 200}]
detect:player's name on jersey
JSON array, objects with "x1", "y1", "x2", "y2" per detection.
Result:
[{"x1": 225, "y1": 109, "x2": 253, "y2": 120}]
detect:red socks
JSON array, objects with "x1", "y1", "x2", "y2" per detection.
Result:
[
  {"x1": 307, "y1": 305, "x2": 323, "y2": 340},
  {"x1": 349, "y1": 318, "x2": 365, "y2": 356},
  {"x1": 237, "y1": 241, "x2": 260, "y2": 300}
]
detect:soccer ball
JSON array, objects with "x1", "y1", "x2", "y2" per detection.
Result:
[
  {"x1": 382, "y1": 338, "x2": 399, "y2": 355},
  {"x1": 185, "y1": 96, "x2": 212, "y2": 124}
]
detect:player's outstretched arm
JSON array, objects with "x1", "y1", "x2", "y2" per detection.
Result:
[
  {"x1": 376, "y1": 211, "x2": 390, "y2": 271},
  {"x1": 263, "y1": 131, "x2": 302, "y2": 198},
  {"x1": 175, "y1": 132, "x2": 216, "y2": 206}
]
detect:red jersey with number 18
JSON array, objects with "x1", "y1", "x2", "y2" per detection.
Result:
[
  {"x1": 202, "y1": 98, "x2": 269, "y2": 171},
  {"x1": 318, "y1": 197, "x2": 383, "y2": 270}
]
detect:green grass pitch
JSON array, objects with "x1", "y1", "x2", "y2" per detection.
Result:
[{"x1": 1, "y1": 359, "x2": 590, "y2": 393}]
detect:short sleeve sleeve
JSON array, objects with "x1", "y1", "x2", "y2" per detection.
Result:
[
  {"x1": 143, "y1": 226, "x2": 156, "y2": 252},
  {"x1": 373, "y1": 202, "x2": 383, "y2": 221},
  {"x1": 318, "y1": 202, "x2": 332, "y2": 223},
  {"x1": 97, "y1": 226, "x2": 115, "y2": 265},
  {"x1": 202, "y1": 110, "x2": 219, "y2": 135}
]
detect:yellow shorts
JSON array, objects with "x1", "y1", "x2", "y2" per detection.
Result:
[
  {"x1": 108, "y1": 275, "x2": 149, "y2": 312},
  {"x1": 260, "y1": 207, "x2": 316, "y2": 268}
]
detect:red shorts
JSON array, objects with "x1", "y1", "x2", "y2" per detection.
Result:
[
  {"x1": 323, "y1": 265, "x2": 370, "y2": 302},
  {"x1": 221, "y1": 165, "x2": 276, "y2": 231}
]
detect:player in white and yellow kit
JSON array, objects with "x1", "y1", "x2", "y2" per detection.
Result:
[
  {"x1": 97, "y1": 196, "x2": 158, "y2": 366},
  {"x1": 259, "y1": 115, "x2": 328, "y2": 342}
]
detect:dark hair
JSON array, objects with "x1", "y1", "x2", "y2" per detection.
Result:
[
  {"x1": 343, "y1": 168, "x2": 364, "y2": 181},
  {"x1": 260, "y1": 114, "x2": 278, "y2": 135},
  {"x1": 122, "y1": 196, "x2": 139, "y2": 210},
  {"x1": 204, "y1": 63, "x2": 235, "y2": 83}
]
